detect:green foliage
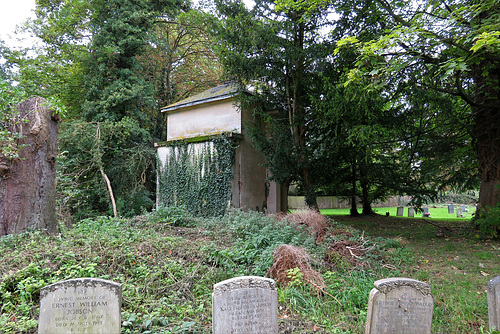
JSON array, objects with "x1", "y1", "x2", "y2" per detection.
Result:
[
  {"x1": 82, "y1": 0, "x2": 184, "y2": 124},
  {"x1": 335, "y1": 0, "x2": 496, "y2": 211},
  {"x1": 157, "y1": 134, "x2": 235, "y2": 217},
  {"x1": 1, "y1": 210, "x2": 496, "y2": 333},
  {"x1": 202, "y1": 210, "x2": 317, "y2": 276},
  {"x1": 0, "y1": 80, "x2": 27, "y2": 159},
  {"x1": 58, "y1": 118, "x2": 156, "y2": 219},
  {"x1": 0, "y1": 216, "x2": 214, "y2": 333},
  {"x1": 147, "y1": 206, "x2": 198, "y2": 227},
  {"x1": 473, "y1": 204, "x2": 500, "y2": 239},
  {"x1": 212, "y1": 0, "x2": 335, "y2": 207}
]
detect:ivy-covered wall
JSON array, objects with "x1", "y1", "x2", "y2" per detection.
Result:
[{"x1": 157, "y1": 135, "x2": 235, "y2": 216}]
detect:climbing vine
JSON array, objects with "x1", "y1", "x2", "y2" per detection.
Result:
[{"x1": 157, "y1": 134, "x2": 235, "y2": 216}]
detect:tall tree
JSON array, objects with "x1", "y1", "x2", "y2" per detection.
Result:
[
  {"x1": 336, "y1": 0, "x2": 499, "y2": 211},
  {"x1": 212, "y1": 0, "x2": 332, "y2": 209},
  {"x1": 83, "y1": 0, "x2": 184, "y2": 123},
  {"x1": 138, "y1": 10, "x2": 224, "y2": 140}
]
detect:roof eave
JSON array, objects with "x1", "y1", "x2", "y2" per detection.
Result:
[{"x1": 161, "y1": 94, "x2": 235, "y2": 113}]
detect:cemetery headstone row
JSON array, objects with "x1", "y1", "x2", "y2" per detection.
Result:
[{"x1": 38, "y1": 275, "x2": 500, "y2": 334}]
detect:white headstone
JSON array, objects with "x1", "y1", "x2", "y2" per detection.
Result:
[
  {"x1": 488, "y1": 275, "x2": 500, "y2": 331},
  {"x1": 408, "y1": 208, "x2": 415, "y2": 217},
  {"x1": 397, "y1": 207, "x2": 404, "y2": 216},
  {"x1": 365, "y1": 277, "x2": 434, "y2": 334},
  {"x1": 212, "y1": 276, "x2": 278, "y2": 334},
  {"x1": 38, "y1": 278, "x2": 121, "y2": 334}
]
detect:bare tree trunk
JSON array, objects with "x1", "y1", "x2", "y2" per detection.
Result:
[
  {"x1": 96, "y1": 125, "x2": 117, "y2": 218},
  {"x1": 350, "y1": 160, "x2": 359, "y2": 216},
  {"x1": 0, "y1": 97, "x2": 59, "y2": 236}
]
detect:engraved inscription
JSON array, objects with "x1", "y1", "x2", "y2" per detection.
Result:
[
  {"x1": 365, "y1": 278, "x2": 434, "y2": 334},
  {"x1": 38, "y1": 278, "x2": 121, "y2": 334},
  {"x1": 218, "y1": 291, "x2": 272, "y2": 332},
  {"x1": 373, "y1": 295, "x2": 433, "y2": 333},
  {"x1": 212, "y1": 276, "x2": 278, "y2": 334},
  {"x1": 50, "y1": 291, "x2": 109, "y2": 330}
]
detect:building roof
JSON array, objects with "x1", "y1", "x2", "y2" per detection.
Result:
[{"x1": 161, "y1": 83, "x2": 238, "y2": 113}]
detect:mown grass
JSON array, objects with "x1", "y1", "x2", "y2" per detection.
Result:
[
  {"x1": 321, "y1": 206, "x2": 474, "y2": 220},
  {"x1": 330, "y1": 213, "x2": 500, "y2": 334},
  {"x1": 0, "y1": 209, "x2": 498, "y2": 333}
]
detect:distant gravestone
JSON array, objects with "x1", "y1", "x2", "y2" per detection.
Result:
[
  {"x1": 448, "y1": 204, "x2": 454, "y2": 214},
  {"x1": 397, "y1": 207, "x2": 404, "y2": 216},
  {"x1": 408, "y1": 208, "x2": 415, "y2": 217},
  {"x1": 365, "y1": 277, "x2": 434, "y2": 334},
  {"x1": 488, "y1": 275, "x2": 500, "y2": 331},
  {"x1": 456, "y1": 207, "x2": 464, "y2": 217},
  {"x1": 38, "y1": 278, "x2": 121, "y2": 334},
  {"x1": 422, "y1": 207, "x2": 430, "y2": 218},
  {"x1": 212, "y1": 276, "x2": 278, "y2": 334}
]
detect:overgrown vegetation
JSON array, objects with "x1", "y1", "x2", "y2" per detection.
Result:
[
  {"x1": 57, "y1": 119, "x2": 156, "y2": 219},
  {"x1": 157, "y1": 135, "x2": 235, "y2": 217},
  {"x1": 1, "y1": 209, "x2": 497, "y2": 333}
]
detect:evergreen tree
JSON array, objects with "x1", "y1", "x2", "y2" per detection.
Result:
[{"x1": 212, "y1": 0, "x2": 333, "y2": 209}]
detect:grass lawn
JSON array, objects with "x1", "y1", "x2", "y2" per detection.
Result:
[
  {"x1": 321, "y1": 205, "x2": 474, "y2": 221},
  {"x1": 329, "y1": 213, "x2": 500, "y2": 333}
]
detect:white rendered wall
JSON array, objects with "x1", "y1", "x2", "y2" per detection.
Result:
[{"x1": 166, "y1": 99, "x2": 241, "y2": 141}]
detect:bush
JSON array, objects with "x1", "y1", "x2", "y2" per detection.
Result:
[
  {"x1": 472, "y1": 204, "x2": 500, "y2": 239},
  {"x1": 202, "y1": 210, "x2": 317, "y2": 276},
  {"x1": 58, "y1": 118, "x2": 156, "y2": 219}
]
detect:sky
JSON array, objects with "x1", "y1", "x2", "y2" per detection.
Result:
[{"x1": 0, "y1": 0, "x2": 37, "y2": 48}]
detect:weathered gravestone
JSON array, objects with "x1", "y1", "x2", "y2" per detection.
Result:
[
  {"x1": 408, "y1": 208, "x2": 415, "y2": 217},
  {"x1": 448, "y1": 204, "x2": 454, "y2": 214},
  {"x1": 397, "y1": 207, "x2": 404, "y2": 216},
  {"x1": 212, "y1": 276, "x2": 278, "y2": 334},
  {"x1": 488, "y1": 275, "x2": 500, "y2": 331},
  {"x1": 422, "y1": 207, "x2": 430, "y2": 217},
  {"x1": 365, "y1": 277, "x2": 434, "y2": 334},
  {"x1": 456, "y1": 207, "x2": 464, "y2": 217},
  {"x1": 38, "y1": 278, "x2": 121, "y2": 334}
]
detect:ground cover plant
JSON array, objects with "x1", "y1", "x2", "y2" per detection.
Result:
[{"x1": 0, "y1": 209, "x2": 498, "y2": 333}]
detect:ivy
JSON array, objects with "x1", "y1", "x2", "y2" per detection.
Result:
[{"x1": 157, "y1": 134, "x2": 236, "y2": 217}]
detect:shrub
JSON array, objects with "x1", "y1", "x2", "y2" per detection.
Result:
[
  {"x1": 202, "y1": 209, "x2": 317, "y2": 276},
  {"x1": 279, "y1": 209, "x2": 328, "y2": 243},
  {"x1": 472, "y1": 204, "x2": 500, "y2": 239}
]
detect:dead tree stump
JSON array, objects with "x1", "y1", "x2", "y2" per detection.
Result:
[{"x1": 0, "y1": 97, "x2": 59, "y2": 235}]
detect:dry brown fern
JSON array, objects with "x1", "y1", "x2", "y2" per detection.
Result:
[
  {"x1": 268, "y1": 244, "x2": 325, "y2": 288},
  {"x1": 281, "y1": 209, "x2": 328, "y2": 243}
]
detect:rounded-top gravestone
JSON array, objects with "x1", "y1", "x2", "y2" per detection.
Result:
[
  {"x1": 212, "y1": 276, "x2": 278, "y2": 334},
  {"x1": 365, "y1": 277, "x2": 434, "y2": 334},
  {"x1": 38, "y1": 278, "x2": 121, "y2": 334}
]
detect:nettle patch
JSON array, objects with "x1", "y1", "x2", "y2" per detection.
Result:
[{"x1": 157, "y1": 134, "x2": 235, "y2": 217}]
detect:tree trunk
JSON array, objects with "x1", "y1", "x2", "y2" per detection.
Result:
[
  {"x1": 0, "y1": 97, "x2": 59, "y2": 236},
  {"x1": 350, "y1": 160, "x2": 359, "y2": 216},
  {"x1": 359, "y1": 160, "x2": 374, "y2": 215},
  {"x1": 472, "y1": 59, "x2": 500, "y2": 211},
  {"x1": 361, "y1": 179, "x2": 374, "y2": 215},
  {"x1": 475, "y1": 106, "x2": 500, "y2": 209}
]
